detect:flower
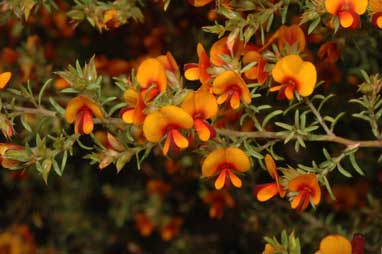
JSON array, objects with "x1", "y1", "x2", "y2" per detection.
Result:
[
  {"x1": 181, "y1": 90, "x2": 218, "y2": 141},
  {"x1": 120, "y1": 88, "x2": 146, "y2": 125},
  {"x1": 213, "y1": 70, "x2": 251, "y2": 109},
  {"x1": 270, "y1": 55, "x2": 317, "y2": 100},
  {"x1": 184, "y1": 43, "x2": 212, "y2": 87},
  {"x1": 160, "y1": 217, "x2": 183, "y2": 241},
  {"x1": 370, "y1": 0, "x2": 382, "y2": 28},
  {"x1": 0, "y1": 72, "x2": 12, "y2": 89},
  {"x1": 157, "y1": 51, "x2": 179, "y2": 74},
  {"x1": 65, "y1": 96, "x2": 104, "y2": 134},
  {"x1": 242, "y1": 50, "x2": 268, "y2": 84},
  {"x1": 325, "y1": 0, "x2": 368, "y2": 28},
  {"x1": 254, "y1": 154, "x2": 286, "y2": 202},
  {"x1": 263, "y1": 243, "x2": 276, "y2": 254},
  {"x1": 143, "y1": 105, "x2": 193, "y2": 156},
  {"x1": 277, "y1": 25, "x2": 306, "y2": 52},
  {"x1": 202, "y1": 147, "x2": 251, "y2": 190},
  {"x1": 288, "y1": 173, "x2": 321, "y2": 211},
  {"x1": 316, "y1": 234, "x2": 352, "y2": 254},
  {"x1": 210, "y1": 36, "x2": 244, "y2": 66},
  {"x1": 137, "y1": 58, "x2": 167, "y2": 101},
  {"x1": 202, "y1": 191, "x2": 234, "y2": 219},
  {"x1": 135, "y1": 213, "x2": 154, "y2": 237}
]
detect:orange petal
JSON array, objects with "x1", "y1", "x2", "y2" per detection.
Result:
[
  {"x1": 184, "y1": 65, "x2": 200, "y2": 81},
  {"x1": 230, "y1": 91, "x2": 241, "y2": 109},
  {"x1": 378, "y1": 15, "x2": 382, "y2": 28},
  {"x1": 225, "y1": 147, "x2": 251, "y2": 172},
  {"x1": 0, "y1": 72, "x2": 12, "y2": 89},
  {"x1": 210, "y1": 37, "x2": 230, "y2": 66},
  {"x1": 143, "y1": 111, "x2": 168, "y2": 142},
  {"x1": 171, "y1": 129, "x2": 189, "y2": 149},
  {"x1": 197, "y1": 43, "x2": 212, "y2": 85},
  {"x1": 228, "y1": 170, "x2": 242, "y2": 188},
  {"x1": 124, "y1": 88, "x2": 139, "y2": 105},
  {"x1": 157, "y1": 52, "x2": 178, "y2": 73},
  {"x1": 82, "y1": 109, "x2": 94, "y2": 134},
  {"x1": 277, "y1": 25, "x2": 306, "y2": 52},
  {"x1": 284, "y1": 85, "x2": 295, "y2": 100},
  {"x1": 350, "y1": 0, "x2": 368, "y2": 15},
  {"x1": 324, "y1": 0, "x2": 341, "y2": 14},
  {"x1": 269, "y1": 84, "x2": 283, "y2": 92},
  {"x1": 194, "y1": 119, "x2": 212, "y2": 141},
  {"x1": 163, "y1": 135, "x2": 171, "y2": 156},
  {"x1": 65, "y1": 96, "x2": 86, "y2": 124},
  {"x1": 318, "y1": 234, "x2": 352, "y2": 254},
  {"x1": 339, "y1": 11, "x2": 354, "y2": 28},
  {"x1": 272, "y1": 55, "x2": 304, "y2": 83},
  {"x1": 137, "y1": 58, "x2": 167, "y2": 91},
  {"x1": 215, "y1": 169, "x2": 227, "y2": 190},
  {"x1": 202, "y1": 148, "x2": 226, "y2": 177},
  {"x1": 121, "y1": 108, "x2": 135, "y2": 124},
  {"x1": 188, "y1": 0, "x2": 213, "y2": 7},
  {"x1": 216, "y1": 92, "x2": 229, "y2": 105},
  {"x1": 264, "y1": 154, "x2": 277, "y2": 179},
  {"x1": 213, "y1": 70, "x2": 251, "y2": 105},
  {"x1": 160, "y1": 105, "x2": 194, "y2": 130},
  {"x1": 295, "y1": 61, "x2": 317, "y2": 97},
  {"x1": 181, "y1": 90, "x2": 218, "y2": 119},
  {"x1": 291, "y1": 191, "x2": 310, "y2": 211},
  {"x1": 254, "y1": 183, "x2": 278, "y2": 202}
]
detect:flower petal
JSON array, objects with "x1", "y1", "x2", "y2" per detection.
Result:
[
  {"x1": 194, "y1": 119, "x2": 212, "y2": 141},
  {"x1": 350, "y1": 0, "x2": 368, "y2": 14},
  {"x1": 137, "y1": 58, "x2": 167, "y2": 91},
  {"x1": 143, "y1": 111, "x2": 167, "y2": 142},
  {"x1": 339, "y1": 11, "x2": 354, "y2": 28},
  {"x1": 264, "y1": 154, "x2": 277, "y2": 179},
  {"x1": 65, "y1": 96, "x2": 86, "y2": 123},
  {"x1": 202, "y1": 148, "x2": 226, "y2": 177},
  {"x1": 0, "y1": 72, "x2": 12, "y2": 89},
  {"x1": 324, "y1": 0, "x2": 341, "y2": 14},
  {"x1": 215, "y1": 170, "x2": 227, "y2": 190},
  {"x1": 318, "y1": 235, "x2": 352, "y2": 254},
  {"x1": 254, "y1": 183, "x2": 279, "y2": 202},
  {"x1": 295, "y1": 61, "x2": 317, "y2": 97},
  {"x1": 225, "y1": 147, "x2": 250, "y2": 172},
  {"x1": 171, "y1": 129, "x2": 189, "y2": 149},
  {"x1": 184, "y1": 65, "x2": 200, "y2": 81},
  {"x1": 228, "y1": 170, "x2": 242, "y2": 188}
]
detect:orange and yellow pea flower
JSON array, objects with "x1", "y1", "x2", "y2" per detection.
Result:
[
  {"x1": 370, "y1": 0, "x2": 382, "y2": 28},
  {"x1": 325, "y1": 0, "x2": 368, "y2": 28},
  {"x1": 65, "y1": 96, "x2": 104, "y2": 135},
  {"x1": 143, "y1": 105, "x2": 193, "y2": 156},
  {"x1": 202, "y1": 147, "x2": 250, "y2": 190},
  {"x1": 0, "y1": 72, "x2": 12, "y2": 89},
  {"x1": 288, "y1": 173, "x2": 321, "y2": 211},
  {"x1": 271, "y1": 55, "x2": 317, "y2": 100},
  {"x1": 120, "y1": 88, "x2": 146, "y2": 125},
  {"x1": 254, "y1": 154, "x2": 286, "y2": 202},
  {"x1": 213, "y1": 70, "x2": 251, "y2": 110},
  {"x1": 277, "y1": 25, "x2": 306, "y2": 53},
  {"x1": 203, "y1": 191, "x2": 234, "y2": 219},
  {"x1": 137, "y1": 58, "x2": 167, "y2": 101},
  {"x1": 184, "y1": 43, "x2": 212, "y2": 87},
  {"x1": 157, "y1": 51, "x2": 179, "y2": 74},
  {"x1": 242, "y1": 51, "x2": 268, "y2": 84},
  {"x1": 316, "y1": 234, "x2": 352, "y2": 254},
  {"x1": 181, "y1": 90, "x2": 218, "y2": 141}
]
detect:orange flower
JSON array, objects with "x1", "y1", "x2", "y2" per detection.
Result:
[
  {"x1": 210, "y1": 36, "x2": 243, "y2": 66},
  {"x1": 120, "y1": 88, "x2": 146, "y2": 125},
  {"x1": 143, "y1": 106, "x2": 193, "y2": 156},
  {"x1": 288, "y1": 173, "x2": 321, "y2": 211},
  {"x1": 157, "y1": 51, "x2": 179, "y2": 74},
  {"x1": 202, "y1": 147, "x2": 251, "y2": 190},
  {"x1": 270, "y1": 55, "x2": 317, "y2": 100},
  {"x1": 242, "y1": 51, "x2": 268, "y2": 84},
  {"x1": 188, "y1": 0, "x2": 214, "y2": 7},
  {"x1": 135, "y1": 213, "x2": 154, "y2": 237},
  {"x1": 0, "y1": 72, "x2": 12, "y2": 89},
  {"x1": 254, "y1": 154, "x2": 286, "y2": 202},
  {"x1": 316, "y1": 234, "x2": 352, "y2": 254},
  {"x1": 203, "y1": 191, "x2": 234, "y2": 219},
  {"x1": 136, "y1": 58, "x2": 167, "y2": 101},
  {"x1": 370, "y1": 0, "x2": 382, "y2": 28},
  {"x1": 213, "y1": 70, "x2": 251, "y2": 109},
  {"x1": 325, "y1": 0, "x2": 368, "y2": 28},
  {"x1": 184, "y1": 43, "x2": 212, "y2": 87},
  {"x1": 160, "y1": 217, "x2": 183, "y2": 241},
  {"x1": 277, "y1": 25, "x2": 306, "y2": 52},
  {"x1": 318, "y1": 41, "x2": 341, "y2": 63},
  {"x1": 263, "y1": 243, "x2": 276, "y2": 254},
  {"x1": 181, "y1": 90, "x2": 218, "y2": 141},
  {"x1": 54, "y1": 78, "x2": 69, "y2": 90},
  {"x1": 65, "y1": 96, "x2": 103, "y2": 134}
]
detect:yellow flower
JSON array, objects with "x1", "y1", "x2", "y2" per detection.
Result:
[
  {"x1": 143, "y1": 105, "x2": 193, "y2": 156},
  {"x1": 213, "y1": 70, "x2": 251, "y2": 109},
  {"x1": 202, "y1": 147, "x2": 250, "y2": 190},
  {"x1": 65, "y1": 96, "x2": 103, "y2": 134},
  {"x1": 181, "y1": 90, "x2": 218, "y2": 141},
  {"x1": 271, "y1": 55, "x2": 317, "y2": 100}
]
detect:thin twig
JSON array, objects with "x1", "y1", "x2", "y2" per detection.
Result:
[{"x1": 304, "y1": 97, "x2": 334, "y2": 136}]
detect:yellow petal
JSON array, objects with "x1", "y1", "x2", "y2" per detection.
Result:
[
  {"x1": 339, "y1": 11, "x2": 354, "y2": 28},
  {"x1": 171, "y1": 129, "x2": 189, "y2": 149},
  {"x1": 272, "y1": 55, "x2": 304, "y2": 83},
  {"x1": 264, "y1": 154, "x2": 277, "y2": 179},
  {"x1": 137, "y1": 58, "x2": 167, "y2": 91},
  {"x1": 318, "y1": 235, "x2": 352, "y2": 254},
  {"x1": 350, "y1": 0, "x2": 368, "y2": 14},
  {"x1": 225, "y1": 147, "x2": 250, "y2": 172},
  {"x1": 228, "y1": 170, "x2": 242, "y2": 188},
  {"x1": 202, "y1": 148, "x2": 226, "y2": 177},
  {"x1": 143, "y1": 111, "x2": 168, "y2": 142},
  {"x1": 254, "y1": 183, "x2": 279, "y2": 202},
  {"x1": 215, "y1": 170, "x2": 227, "y2": 190},
  {"x1": 295, "y1": 61, "x2": 317, "y2": 97},
  {"x1": 324, "y1": 0, "x2": 341, "y2": 14},
  {"x1": 184, "y1": 65, "x2": 200, "y2": 81},
  {"x1": 121, "y1": 108, "x2": 135, "y2": 124},
  {"x1": 194, "y1": 119, "x2": 211, "y2": 141},
  {"x1": 0, "y1": 72, "x2": 12, "y2": 89},
  {"x1": 160, "y1": 105, "x2": 194, "y2": 130}
]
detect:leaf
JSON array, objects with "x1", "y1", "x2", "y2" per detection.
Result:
[
  {"x1": 349, "y1": 153, "x2": 365, "y2": 175},
  {"x1": 49, "y1": 97, "x2": 65, "y2": 117},
  {"x1": 308, "y1": 17, "x2": 320, "y2": 34},
  {"x1": 337, "y1": 163, "x2": 352, "y2": 178},
  {"x1": 20, "y1": 115, "x2": 32, "y2": 132},
  {"x1": 38, "y1": 79, "x2": 52, "y2": 105}
]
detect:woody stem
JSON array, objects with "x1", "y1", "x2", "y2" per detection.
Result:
[{"x1": 304, "y1": 97, "x2": 334, "y2": 136}]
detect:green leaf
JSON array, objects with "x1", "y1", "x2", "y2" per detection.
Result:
[
  {"x1": 38, "y1": 79, "x2": 52, "y2": 105},
  {"x1": 337, "y1": 163, "x2": 352, "y2": 178},
  {"x1": 20, "y1": 114, "x2": 32, "y2": 132},
  {"x1": 349, "y1": 153, "x2": 365, "y2": 175},
  {"x1": 308, "y1": 17, "x2": 320, "y2": 34},
  {"x1": 49, "y1": 97, "x2": 65, "y2": 117}
]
